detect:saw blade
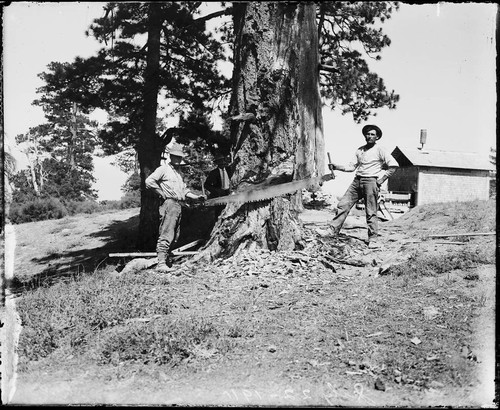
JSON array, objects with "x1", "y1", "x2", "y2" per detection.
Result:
[{"x1": 204, "y1": 174, "x2": 334, "y2": 207}]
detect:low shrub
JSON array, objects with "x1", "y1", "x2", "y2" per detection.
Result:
[
  {"x1": 98, "y1": 200, "x2": 122, "y2": 211},
  {"x1": 9, "y1": 198, "x2": 68, "y2": 224},
  {"x1": 65, "y1": 200, "x2": 102, "y2": 215},
  {"x1": 10, "y1": 196, "x2": 141, "y2": 224},
  {"x1": 96, "y1": 193, "x2": 140, "y2": 211},
  {"x1": 118, "y1": 191, "x2": 141, "y2": 209}
]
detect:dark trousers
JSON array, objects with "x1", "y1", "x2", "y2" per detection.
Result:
[
  {"x1": 157, "y1": 198, "x2": 182, "y2": 262},
  {"x1": 331, "y1": 176, "x2": 379, "y2": 238}
]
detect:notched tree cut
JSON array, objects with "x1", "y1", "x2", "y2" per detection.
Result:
[{"x1": 196, "y1": 2, "x2": 324, "y2": 261}]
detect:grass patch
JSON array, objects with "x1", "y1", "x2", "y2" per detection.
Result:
[
  {"x1": 17, "y1": 270, "x2": 171, "y2": 365},
  {"x1": 16, "y1": 269, "x2": 237, "y2": 372},
  {"x1": 445, "y1": 200, "x2": 496, "y2": 232},
  {"x1": 388, "y1": 244, "x2": 495, "y2": 277},
  {"x1": 94, "y1": 316, "x2": 229, "y2": 366},
  {"x1": 394, "y1": 199, "x2": 496, "y2": 234}
]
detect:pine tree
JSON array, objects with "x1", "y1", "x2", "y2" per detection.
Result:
[{"x1": 35, "y1": 2, "x2": 400, "y2": 251}]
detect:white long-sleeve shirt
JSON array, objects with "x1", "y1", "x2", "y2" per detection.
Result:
[
  {"x1": 145, "y1": 163, "x2": 191, "y2": 200},
  {"x1": 340, "y1": 143, "x2": 398, "y2": 180}
]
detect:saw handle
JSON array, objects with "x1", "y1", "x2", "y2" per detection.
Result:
[{"x1": 327, "y1": 152, "x2": 335, "y2": 179}]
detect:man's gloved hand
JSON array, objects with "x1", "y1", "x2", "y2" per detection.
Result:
[{"x1": 328, "y1": 163, "x2": 337, "y2": 171}]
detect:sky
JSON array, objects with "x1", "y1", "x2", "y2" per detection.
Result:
[{"x1": 3, "y1": 2, "x2": 497, "y2": 200}]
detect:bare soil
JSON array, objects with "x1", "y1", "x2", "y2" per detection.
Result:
[{"x1": 3, "y1": 203, "x2": 497, "y2": 407}]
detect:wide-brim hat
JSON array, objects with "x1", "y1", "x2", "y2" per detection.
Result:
[
  {"x1": 362, "y1": 124, "x2": 382, "y2": 140},
  {"x1": 167, "y1": 143, "x2": 187, "y2": 157}
]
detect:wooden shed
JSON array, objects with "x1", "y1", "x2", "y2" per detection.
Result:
[{"x1": 388, "y1": 146, "x2": 493, "y2": 207}]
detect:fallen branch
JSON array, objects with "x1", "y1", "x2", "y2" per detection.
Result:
[
  {"x1": 109, "y1": 239, "x2": 203, "y2": 258},
  {"x1": 319, "y1": 257, "x2": 336, "y2": 272},
  {"x1": 284, "y1": 255, "x2": 310, "y2": 263},
  {"x1": 324, "y1": 254, "x2": 366, "y2": 267},
  {"x1": 428, "y1": 232, "x2": 495, "y2": 238},
  {"x1": 366, "y1": 332, "x2": 384, "y2": 338},
  {"x1": 109, "y1": 251, "x2": 199, "y2": 258},
  {"x1": 109, "y1": 252, "x2": 156, "y2": 258}
]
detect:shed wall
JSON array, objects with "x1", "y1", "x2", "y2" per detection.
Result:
[{"x1": 417, "y1": 168, "x2": 490, "y2": 205}]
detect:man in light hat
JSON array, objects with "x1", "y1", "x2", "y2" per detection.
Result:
[
  {"x1": 328, "y1": 124, "x2": 398, "y2": 247},
  {"x1": 146, "y1": 143, "x2": 206, "y2": 272},
  {"x1": 203, "y1": 153, "x2": 234, "y2": 199}
]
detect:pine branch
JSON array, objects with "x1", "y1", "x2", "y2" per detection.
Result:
[
  {"x1": 319, "y1": 63, "x2": 337, "y2": 73},
  {"x1": 192, "y1": 8, "x2": 233, "y2": 25}
]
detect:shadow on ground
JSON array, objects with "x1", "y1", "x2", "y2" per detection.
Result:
[
  {"x1": 9, "y1": 215, "x2": 140, "y2": 295},
  {"x1": 9, "y1": 207, "x2": 220, "y2": 295}
]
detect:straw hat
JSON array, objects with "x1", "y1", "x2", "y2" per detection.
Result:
[{"x1": 166, "y1": 143, "x2": 187, "y2": 157}]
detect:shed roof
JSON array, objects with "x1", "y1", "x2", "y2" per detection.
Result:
[{"x1": 392, "y1": 146, "x2": 494, "y2": 171}]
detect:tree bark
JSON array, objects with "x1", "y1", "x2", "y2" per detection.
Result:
[
  {"x1": 197, "y1": 2, "x2": 324, "y2": 261},
  {"x1": 69, "y1": 102, "x2": 77, "y2": 168},
  {"x1": 27, "y1": 159, "x2": 40, "y2": 196},
  {"x1": 136, "y1": 3, "x2": 165, "y2": 251},
  {"x1": 24, "y1": 134, "x2": 41, "y2": 196}
]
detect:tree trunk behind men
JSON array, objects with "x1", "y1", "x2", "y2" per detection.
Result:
[
  {"x1": 198, "y1": 3, "x2": 325, "y2": 260},
  {"x1": 137, "y1": 2, "x2": 165, "y2": 251}
]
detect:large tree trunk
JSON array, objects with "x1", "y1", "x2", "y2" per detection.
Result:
[
  {"x1": 136, "y1": 2, "x2": 165, "y2": 251},
  {"x1": 198, "y1": 2, "x2": 324, "y2": 261}
]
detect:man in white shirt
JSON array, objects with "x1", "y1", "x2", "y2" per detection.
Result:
[
  {"x1": 146, "y1": 143, "x2": 205, "y2": 272},
  {"x1": 328, "y1": 125, "x2": 398, "y2": 247}
]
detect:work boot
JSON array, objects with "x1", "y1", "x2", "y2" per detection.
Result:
[
  {"x1": 329, "y1": 226, "x2": 341, "y2": 238},
  {"x1": 156, "y1": 261, "x2": 173, "y2": 273},
  {"x1": 156, "y1": 252, "x2": 172, "y2": 273}
]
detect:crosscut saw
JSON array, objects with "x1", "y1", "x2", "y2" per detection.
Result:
[{"x1": 204, "y1": 173, "x2": 334, "y2": 207}]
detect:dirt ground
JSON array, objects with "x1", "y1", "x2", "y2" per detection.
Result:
[{"x1": 3, "y1": 204, "x2": 497, "y2": 407}]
